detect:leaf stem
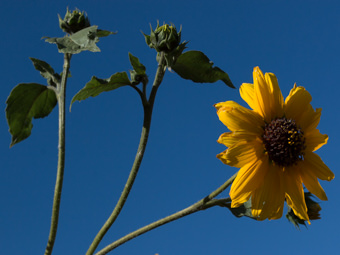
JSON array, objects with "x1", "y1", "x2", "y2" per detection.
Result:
[
  {"x1": 44, "y1": 53, "x2": 72, "y2": 255},
  {"x1": 86, "y1": 52, "x2": 166, "y2": 255},
  {"x1": 95, "y1": 172, "x2": 237, "y2": 255}
]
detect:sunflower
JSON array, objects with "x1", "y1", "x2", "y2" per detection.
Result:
[{"x1": 215, "y1": 66, "x2": 334, "y2": 222}]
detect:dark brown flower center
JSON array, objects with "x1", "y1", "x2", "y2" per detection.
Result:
[{"x1": 262, "y1": 118, "x2": 306, "y2": 167}]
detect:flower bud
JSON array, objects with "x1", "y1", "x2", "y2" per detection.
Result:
[
  {"x1": 144, "y1": 22, "x2": 181, "y2": 53},
  {"x1": 59, "y1": 8, "x2": 91, "y2": 34}
]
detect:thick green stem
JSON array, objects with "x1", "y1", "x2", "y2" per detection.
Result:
[
  {"x1": 86, "y1": 52, "x2": 166, "y2": 255},
  {"x1": 44, "y1": 53, "x2": 71, "y2": 255},
  {"x1": 95, "y1": 172, "x2": 237, "y2": 255}
]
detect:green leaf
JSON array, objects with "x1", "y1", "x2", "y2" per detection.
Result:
[
  {"x1": 128, "y1": 52, "x2": 146, "y2": 75},
  {"x1": 172, "y1": 50, "x2": 234, "y2": 88},
  {"x1": 70, "y1": 72, "x2": 132, "y2": 110},
  {"x1": 44, "y1": 25, "x2": 100, "y2": 54},
  {"x1": 29, "y1": 58, "x2": 60, "y2": 87},
  {"x1": 97, "y1": 29, "x2": 117, "y2": 38},
  {"x1": 6, "y1": 83, "x2": 57, "y2": 147},
  {"x1": 29, "y1": 58, "x2": 55, "y2": 79}
]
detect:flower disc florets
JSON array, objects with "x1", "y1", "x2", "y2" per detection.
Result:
[{"x1": 262, "y1": 117, "x2": 306, "y2": 167}]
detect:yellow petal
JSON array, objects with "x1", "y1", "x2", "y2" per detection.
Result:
[
  {"x1": 285, "y1": 85, "x2": 312, "y2": 123},
  {"x1": 284, "y1": 167, "x2": 309, "y2": 222},
  {"x1": 303, "y1": 151, "x2": 334, "y2": 181},
  {"x1": 225, "y1": 138, "x2": 264, "y2": 168},
  {"x1": 215, "y1": 101, "x2": 264, "y2": 135},
  {"x1": 217, "y1": 132, "x2": 256, "y2": 147},
  {"x1": 231, "y1": 191, "x2": 252, "y2": 208},
  {"x1": 298, "y1": 164, "x2": 328, "y2": 200},
  {"x1": 299, "y1": 106, "x2": 322, "y2": 133},
  {"x1": 216, "y1": 150, "x2": 228, "y2": 165},
  {"x1": 230, "y1": 156, "x2": 269, "y2": 206},
  {"x1": 240, "y1": 83, "x2": 256, "y2": 110},
  {"x1": 252, "y1": 164, "x2": 285, "y2": 220},
  {"x1": 265, "y1": 72, "x2": 284, "y2": 118},
  {"x1": 253, "y1": 67, "x2": 273, "y2": 122},
  {"x1": 305, "y1": 129, "x2": 328, "y2": 152},
  {"x1": 214, "y1": 101, "x2": 240, "y2": 111}
]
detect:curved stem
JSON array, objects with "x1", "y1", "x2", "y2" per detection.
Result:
[
  {"x1": 44, "y1": 53, "x2": 72, "y2": 255},
  {"x1": 95, "y1": 172, "x2": 237, "y2": 255},
  {"x1": 86, "y1": 52, "x2": 166, "y2": 255}
]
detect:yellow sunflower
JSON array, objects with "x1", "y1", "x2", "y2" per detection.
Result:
[{"x1": 215, "y1": 66, "x2": 334, "y2": 222}]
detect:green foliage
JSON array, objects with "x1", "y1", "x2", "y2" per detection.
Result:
[
  {"x1": 129, "y1": 53, "x2": 146, "y2": 75},
  {"x1": 97, "y1": 29, "x2": 117, "y2": 38},
  {"x1": 6, "y1": 83, "x2": 57, "y2": 147},
  {"x1": 128, "y1": 53, "x2": 148, "y2": 85},
  {"x1": 172, "y1": 50, "x2": 234, "y2": 88},
  {"x1": 29, "y1": 57, "x2": 61, "y2": 87},
  {"x1": 44, "y1": 26, "x2": 113, "y2": 54},
  {"x1": 70, "y1": 72, "x2": 132, "y2": 110},
  {"x1": 71, "y1": 53, "x2": 149, "y2": 109}
]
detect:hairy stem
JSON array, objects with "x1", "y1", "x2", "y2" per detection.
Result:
[
  {"x1": 44, "y1": 53, "x2": 72, "y2": 255},
  {"x1": 95, "y1": 172, "x2": 237, "y2": 255},
  {"x1": 86, "y1": 52, "x2": 166, "y2": 255}
]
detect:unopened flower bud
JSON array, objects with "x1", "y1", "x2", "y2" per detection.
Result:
[
  {"x1": 59, "y1": 8, "x2": 91, "y2": 34},
  {"x1": 144, "y1": 22, "x2": 181, "y2": 53}
]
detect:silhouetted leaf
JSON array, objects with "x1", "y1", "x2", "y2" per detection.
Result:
[
  {"x1": 172, "y1": 50, "x2": 234, "y2": 88},
  {"x1": 129, "y1": 52, "x2": 146, "y2": 75},
  {"x1": 29, "y1": 58, "x2": 60, "y2": 87},
  {"x1": 70, "y1": 72, "x2": 132, "y2": 110},
  {"x1": 6, "y1": 83, "x2": 57, "y2": 147}
]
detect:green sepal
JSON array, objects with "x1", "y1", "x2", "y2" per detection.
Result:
[
  {"x1": 224, "y1": 198, "x2": 254, "y2": 219},
  {"x1": 70, "y1": 72, "x2": 132, "y2": 110},
  {"x1": 286, "y1": 206, "x2": 306, "y2": 230},
  {"x1": 44, "y1": 26, "x2": 101, "y2": 54},
  {"x1": 29, "y1": 57, "x2": 60, "y2": 87},
  {"x1": 6, "y1": 83, "x2": 57, "y2": 147},
  {"x1": 172, "y1": 50, "x2": 234, "y2": 88},
  {"x1": 157, "y1": 41, "x2": 188, "y2": 68},
  {"x1": 286, "y1": 192, "x2": 321, "y2": 230}
]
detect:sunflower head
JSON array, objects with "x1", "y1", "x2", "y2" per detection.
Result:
[{"x1": 215, "y1": 66, "x2": 334, "y2": 222}]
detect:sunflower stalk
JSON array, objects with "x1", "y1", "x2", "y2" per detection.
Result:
[
  {"x1": 86, "y1": 52, "x2": 167, "y2": 255},
  {"x1": 94, "y1": 172, "x2": 237, "y2": 255},
  {"x1": 44, "y1": 53, "x2": 72, "y2": 255}
]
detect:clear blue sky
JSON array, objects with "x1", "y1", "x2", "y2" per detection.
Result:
[{"x1": 1, "y1": 1, "x2": 339, "y2": 254}]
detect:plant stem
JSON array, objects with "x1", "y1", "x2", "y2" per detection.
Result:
[
  {"x1": 44, "y1": 53, "x2": 71, "y2": 255},
  {"x1": 95, "y1": 172, "x2": 237, "y2": 255},
  {"x1": 86, "y1": 52, "x2": 166, "y2": 255}
]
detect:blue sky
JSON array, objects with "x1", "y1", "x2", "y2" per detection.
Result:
[{"x1": 1, "y1": 0, "x2": 339, "y2": 254}]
